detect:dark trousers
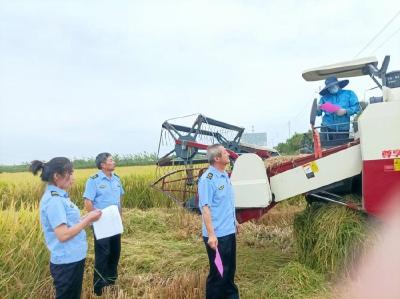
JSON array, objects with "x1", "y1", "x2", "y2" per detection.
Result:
[
  {"x1": 50, "y1": 259, "x2": 85, "y2": 299},
  {"x1": 320, "y1": 127, "x2": 349, "y2": 142},
  {"x1": 93, "y1": 234, "x2": 121, "y2": 295},
  {"x1": 203, "y1": 233, "x2": 239, "y2": 299}
]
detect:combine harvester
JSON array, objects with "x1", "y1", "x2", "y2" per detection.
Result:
[{"x1": 152, "y1": 56, "x2": 400, "y2": 223}]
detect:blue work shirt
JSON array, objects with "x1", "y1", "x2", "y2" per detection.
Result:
[
  {"x1": 39, "y1": 185, "x2": 87, "y2": 264},
  {"x1": 198, "y1": 166, "x2": 236, "y2": 238},
  {"x1": 83, "y1": 171, "x2": 124, "y2": 210},
  {"x1": 317, "y1": 89, "x2": 360, "y2": 131}
]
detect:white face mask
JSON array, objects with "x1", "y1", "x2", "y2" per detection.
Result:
[{"x1": 328, "y1": 85, "x2": 340, "y2": 94}]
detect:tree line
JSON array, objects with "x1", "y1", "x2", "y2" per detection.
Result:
[{"x1": 0, "y1": 152, "x2": 157, "y2": 173}]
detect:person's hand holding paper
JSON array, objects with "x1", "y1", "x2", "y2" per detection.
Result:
[{"x1": 81, "y1": 209, "x2": 102, "y2": 223}]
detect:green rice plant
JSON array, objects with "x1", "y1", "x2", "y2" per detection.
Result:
[
  {"x1": 294, "y1": 203, "x2": 369, "y2": 276},
  {"x1": 0, "y1": 166, "x2": 171, "y2": 210},
  {"x1": 0, "y1": 181, "x2": 45, "y2": 210},
  {"x1": 144, "y1": 270, "x2": 207, "y2": 299},
  {"x1": 0, "y1": 205, "x2": 51, "y2": 299},
  {"x1": 0, "y1": 206, "x2": 207, "y2": 299},
  {"x1": 0, "y1": 165, "x2": 157, "y2": 184},
  {"x1": 265, "y1": 261, "x2": 329, "y2": 299},
  {"x1": 120, "y1": 174, "x2": 171, "y2": 209},
  {"x1": 1, "y1": 195, "x2": 333, "y2": 298}
]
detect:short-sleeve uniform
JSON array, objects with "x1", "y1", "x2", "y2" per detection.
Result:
[
  {"x1": 40, "y1": 185, "x2": 87, "y2": 264},
  {"x1": 198, "y1": 166, "x2": 236, "y2": 237},
  {"x1": 83, "y1": 171, "x2": 124, "y2": 209},
  {"x1": 39, "y1": 184, "x2": 87, "y2": 299}
]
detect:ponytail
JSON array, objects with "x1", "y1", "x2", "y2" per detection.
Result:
[
  {"x1": 29, "y1": 160, "x2": 44, "y2": 175},
  {"x1": 29, "y1": 157, "x2": 73, "y2": 183}
]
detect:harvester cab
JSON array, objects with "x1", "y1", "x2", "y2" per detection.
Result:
[
  {"x1": 297, "y1": 55, "x2": 400, "y2": 215},
  {"x1": 304, "y1": 56, "x2": 394, "y2": 151},
  {"x1": 152, "y1": 56, "x2": 400, "y2": 223}
]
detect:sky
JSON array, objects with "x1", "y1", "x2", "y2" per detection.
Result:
[{"x1": 1, "y1": 0, "x2": 399, "y2": 165}]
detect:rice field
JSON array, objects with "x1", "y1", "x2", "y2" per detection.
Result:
[
  {"x1": 2, "y1": 203, "x2": 315, "y2": 299},
  {"x1": 0, "y1": 165, "x2": 373, "y2": 298},
  {"x1": 0, "y1": 166, "x2": 170, "y2": 209}
]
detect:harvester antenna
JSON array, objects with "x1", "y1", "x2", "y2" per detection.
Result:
[
  {"x1": 354, "y1": 9, "x2": 400, "y2": 58},
  {"x1": 370, "y1": 24, "x2": 400, "y2": 54}
]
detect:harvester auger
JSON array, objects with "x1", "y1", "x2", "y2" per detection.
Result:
[{"x1": 152, "y1": 56, "x2": 400, "y2": 223}]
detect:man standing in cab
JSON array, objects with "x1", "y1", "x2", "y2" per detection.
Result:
[{"x1": 317, "y1": 76, "x2": 360, "y2": 142}]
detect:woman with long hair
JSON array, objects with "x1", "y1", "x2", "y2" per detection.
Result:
[{"x1": 30, "y1": 157, "x2": 101, "y2": 299}]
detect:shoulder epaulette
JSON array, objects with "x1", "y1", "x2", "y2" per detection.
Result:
[
  {"x1": 90, "y1": 174, "x2": 99, "y2": 179},
  {"x1": 207, "y1": 173, "x2": 213, "y2": 180},
  {"x1": 113, "y1": 173, "x2": 120, "y2": 178},
  {"x1": 50, "y1": 191, "x2": 60, "y2": 197}
]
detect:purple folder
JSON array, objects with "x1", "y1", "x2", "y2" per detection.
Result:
[
  {"x1": 320, "y1": 102, "x2": 340, "y2": 113},
  {"x1": 215, "y1": 248, "x2": 224, "y2": 277}
]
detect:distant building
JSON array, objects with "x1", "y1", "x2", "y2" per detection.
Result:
[{"x1": 241, "y1": 132, "x2": 268, "y2": 146}]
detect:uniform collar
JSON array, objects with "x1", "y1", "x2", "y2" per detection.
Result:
[
  {"x1": 98, "y1": 170, "x2": 114, "y2": 180},
  {"x1": 209, "y1": 165, "x2": 227, "y2": 178},
  {"x1": 46, "y1": 184, "x2": 68, "y2": 197}
]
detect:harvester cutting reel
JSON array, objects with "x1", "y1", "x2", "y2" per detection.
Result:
[{"x1": 151, "y1": 114, "x2": 277, "y2": 208}]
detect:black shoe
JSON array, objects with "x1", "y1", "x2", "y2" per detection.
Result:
[{"x1": 94, "y1": 288, "x2": 103, "y2": 296}]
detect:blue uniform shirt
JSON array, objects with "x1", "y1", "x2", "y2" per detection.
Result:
[
  {"x1": 198, "y1": 166, "x2": 236, "y2": 238},
  {"x1": 83, "y1": 171, "x2": 124, "y2": 210},
  {"x1": 39, "y1": 185, "x2": 87, "y2": 264},
  {"x1": 317, "y1": 89, "x2": 360, "y2": 131}
]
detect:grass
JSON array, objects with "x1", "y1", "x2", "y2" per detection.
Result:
[
  {"x1": 2, "y1": 166, "x2": 373, "y2": 298},
  {"x1": 265, "y1": 261, "x2": 329, "y2": 299},
  {"x1": 0, "y1": 165, "x2": 157, "y2": 183},
  {"x1": 293, "y1": 202, "x2": 370, "y2": 276},
  {"x1": 0, "y1": 202, "x2": 333, "y2": 299},
  {"x1": 0, "y1": 166, "x2": 170, "y2": 209},
  {"x1": 0, "y1": 206, "x2": 51, "y2": 298}
]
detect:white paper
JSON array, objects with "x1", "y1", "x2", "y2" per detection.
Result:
[{"x1": 92, "y1": 205, "x2": 123, "y2": 240}]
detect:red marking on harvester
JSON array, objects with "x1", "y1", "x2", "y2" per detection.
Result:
[
  {"x1": 382, "y1": 149, "x2": 400, "y2": 159},
  {"x1": 363, "y1": 159, "x2": 400, "y2": 216}
]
